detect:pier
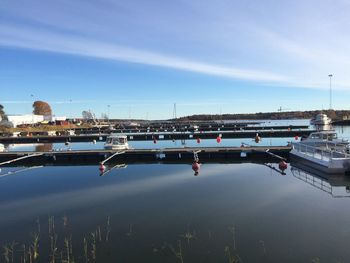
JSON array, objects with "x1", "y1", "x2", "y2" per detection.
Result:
[
  {"x1": 0, "y1": 129, "x2": 315, "y2": 144},
  {"x1": 0, "y1": 146, "x2": 292, "y2": 166}
]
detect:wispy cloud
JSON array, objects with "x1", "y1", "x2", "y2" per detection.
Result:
[{"x1": 0, "y1": 25, "x2": 288, "y2": 83}]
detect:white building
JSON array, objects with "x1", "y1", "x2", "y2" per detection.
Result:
[
  {"x1": 7, "y1": 115, "x2": 44, "y2": 127},
  {"x1": 7, "y1": 114, "x2": 67, "y2": 127}
]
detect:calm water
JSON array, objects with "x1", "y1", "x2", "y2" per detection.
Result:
[
  {"x1": 2, "y1": 120, "x2": 350, "y2": 262},
  {"x1": 1, "y1": 163, "x2": 350, "y2": 262}
]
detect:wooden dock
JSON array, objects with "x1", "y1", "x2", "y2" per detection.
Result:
[{"x1": 0, "y1": 146, "x2": 292, "y2": 166}]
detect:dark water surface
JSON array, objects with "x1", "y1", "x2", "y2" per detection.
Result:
[
  {"x1": 1, "y1": 162, "x2": 350, "y2": 262},
  {"x1": 2, "y1": 120, "x2": 350, "y2": 262}
]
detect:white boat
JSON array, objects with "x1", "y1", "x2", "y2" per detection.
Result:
[
  {"x1": 291, "y1": 131, "x2": 350, "y2": 174},
  {"x1": 300, "y1": 131, "x2": 350, "y2": 152},
  {"x1": 104, "y1": 134, "x2": 129, "y2": 150},
  {"x1": 310, "y1": 113, "x2": 331, "y2": 125},
  {"x1": 0, "y1": 143, "x2": 4, "y2": 152}
]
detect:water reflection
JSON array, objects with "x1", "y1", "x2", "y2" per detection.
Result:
[
  {"x1": 35, "y1": 143, "x2": 53, "y2": 152},
  {"x1": 290, "y1": 162, "x2": 350, "y2": 198},
  {"x1": 100, "y1": 163, "x2": 128, "y2": 176}
]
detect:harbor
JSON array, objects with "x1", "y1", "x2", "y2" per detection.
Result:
[{"x1": 3, "y1": 0, "x2": 350, "y2": 260}]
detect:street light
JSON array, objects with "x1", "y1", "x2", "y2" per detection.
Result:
[
  {"x1": 328, "y1": 74, "x2": 333, "y2": 110},
  {"x1": 107, "y1": 105, "x2": 110, "y2": 124}
]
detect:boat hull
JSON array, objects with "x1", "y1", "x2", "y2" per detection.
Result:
[
  {"x1": 104, "y1": 144, "x2": 129, "y2": 150},
  {"x1": 290, "y1": 150, "x2": 350, "y2": 174}
]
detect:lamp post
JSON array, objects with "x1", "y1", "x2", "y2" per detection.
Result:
[
  {"x1": 328, "y1": 74, "x2": 333, "y2": 110},
  {"x1": 30, "y1": 94, "x2": 34, "y2": 125},
  {"x1": 107, "y1": 105, "x2": 110, "y2": 124}
]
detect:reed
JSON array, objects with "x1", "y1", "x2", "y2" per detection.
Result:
[
  {"x1": 169, "y1": 240, "x2": 184, "y2": 263},
  {"x1": 126, "y1": 223, "x2": 133, "y2": 237},
  {"x1": 31, "y1": 233, "x2": 39, "y2": 261},
  {"x1": 90, "y1": 232, "x2": 96, "y2": 262},
  {"x1": 105, "y1": 216, "x2": 111, "y2": 242},
  {"x1": 180, "y1": 228, "x2": 196, "y2": 245},
  {"x1": 224, "y1": 246, "x2": 242, "y2": 263},
  {"x1": 83, "y1": 237, "x2": 88, "y2": 263}
]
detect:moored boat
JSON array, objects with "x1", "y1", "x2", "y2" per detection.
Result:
[
  {"x1": 291, "y1": 131, "x2": 350, "y2": 174},
  {"x1": 310, "y1": 113, "x2": 331, "y2": 125},
  {"x1": 104, "y1": 134, "x2": 129, "y2": 150}
]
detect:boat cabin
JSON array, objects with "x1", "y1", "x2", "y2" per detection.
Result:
[
  {"x1": 306, "y1": 131, "x2": 338, "y2": 141},
  {"x1": 104, "y1": 134, "x2": 129, "y2": 150}
]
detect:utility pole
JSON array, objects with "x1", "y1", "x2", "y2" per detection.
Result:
[{"x1": 328, "y1": 74, "x2": 333, "y2": 110}]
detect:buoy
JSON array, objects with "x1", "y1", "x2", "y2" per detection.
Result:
[
  {"x1": 196, "y1": 138, "x2": 201, "y2": 144},
  {"x1": 65, "y1": 141, "x2": 70, "y2": 146},
  {"x1": 192, "y1": 162, "x2": 200, "y2": 176},
  {"x1": 279, "y1": 160, "x2": 288, "y2": 171},
  {"x1": 92, "y1": 139, "x2": 97, "y2": 144},
  {"x1": 153, "y1": 138, "x2": 157, "y2": 144},
  {"x1": 294, "y1": 136, "x2": 299, "y2": 141},
  {"x1": 255, "y1": 133, "x2": 261, "y2": 143},
  {"x1": 99, "y1": 164, "x2": 106, "y2": 172},
  {"x1": 216, "y1": 136, "x2": 222, "y2": 143}
]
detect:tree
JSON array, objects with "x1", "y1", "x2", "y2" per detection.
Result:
[
  {"x1": 0, "y1": 104, "x2": 7, "y2": 120},
  {"x1": 82, "y1": 110, "x2": 93, "y2": 120},
  {"x1": 33, "y1": 101, "x2": 52, "y2": 116}
]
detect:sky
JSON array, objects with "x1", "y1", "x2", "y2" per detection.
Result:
[{"x1": 1, "y1": 0, "x2": 350, "y2": 119}]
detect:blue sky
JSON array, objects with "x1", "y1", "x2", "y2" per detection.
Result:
[{"x1": 1, "y1": 0, "x2": 350, "y2": 119}]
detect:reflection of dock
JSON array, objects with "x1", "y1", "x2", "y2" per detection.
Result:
[
  {"x1": 0, "y1": 146, "x2": 291, "y2": 166},
  {"x1": 0, "y1": 129, "x2": 315, "y2": 144},
  {"x1": 291, "y1": 162, "x2": 350, "y2": 198}
]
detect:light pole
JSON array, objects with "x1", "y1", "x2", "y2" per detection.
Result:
[
  {"x1": 328, "y1": 74, "x2": 333, "y2": 110},
  {"x1": 107, "y1": 105, "x2": 110, "y2": 124},
  {"x1": 30, "y1": 94, "x2": 34, "y2": 125}
]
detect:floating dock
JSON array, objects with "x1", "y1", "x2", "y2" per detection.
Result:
[
  {"x1": 0, "y1": 146, "x2": 292, "y2": 166},
  {"x1": 0, "y1": 129, "x2": 315, "y2": 144}
]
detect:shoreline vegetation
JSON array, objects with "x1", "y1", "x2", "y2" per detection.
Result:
[
  {"x1": 0, "y1": 110, "x2": 349, "y2": 134},
  {"x1": 175, "y1": 109, "x2": 347, "y2": 121},
  {"x1": 1, "y1": 215, "x2": 326, "y2": 263}
]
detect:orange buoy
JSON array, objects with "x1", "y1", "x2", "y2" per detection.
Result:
[
  {"x1": 278, "y1": 160, "x2": 288, "y2": 171},
  {"x1": 216, "y1": 136, "x2": 222, "y2": 143},
  {"x1": 196, "y1": 138, "x2": 201, "y2": 144}
]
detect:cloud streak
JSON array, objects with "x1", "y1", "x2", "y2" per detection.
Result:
[{"x1": 0, "y1": 25, "x2": 288, "y2": 83}]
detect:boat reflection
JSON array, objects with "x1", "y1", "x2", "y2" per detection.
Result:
[{"x1": 291, "y1": 162, "x2": 350, "y2": 198}]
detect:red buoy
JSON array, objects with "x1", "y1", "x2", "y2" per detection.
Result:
[
  {"x1": 192, "y1": 162, "x2": 200, "y2": 176},
  {"x1": 99, "y1": 164, "x2": 106, "y2": 172},
  {"x1": 196, "y1": 138, "x2": 201, "y2": 144},
  {"x1": 294, "y1": 136, "x2": 299, "y2": 140},
  {"x1": 216, "y1": 136, "x2": 222, "y2": 143},
  {"x1": 279, "y1": 160, "x2": 288, "y2": 171},
  {"x1": 153, "y1": 139, "x2": 157, "y2": 144}
]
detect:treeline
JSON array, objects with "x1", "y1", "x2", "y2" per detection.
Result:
[{"x1": 176, "y1": 110, "x2": 350, "y2": 121}]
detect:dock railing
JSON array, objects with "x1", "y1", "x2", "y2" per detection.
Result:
[{"x1": 292, "y1": 142, "x2": 350, "y2": 161}]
